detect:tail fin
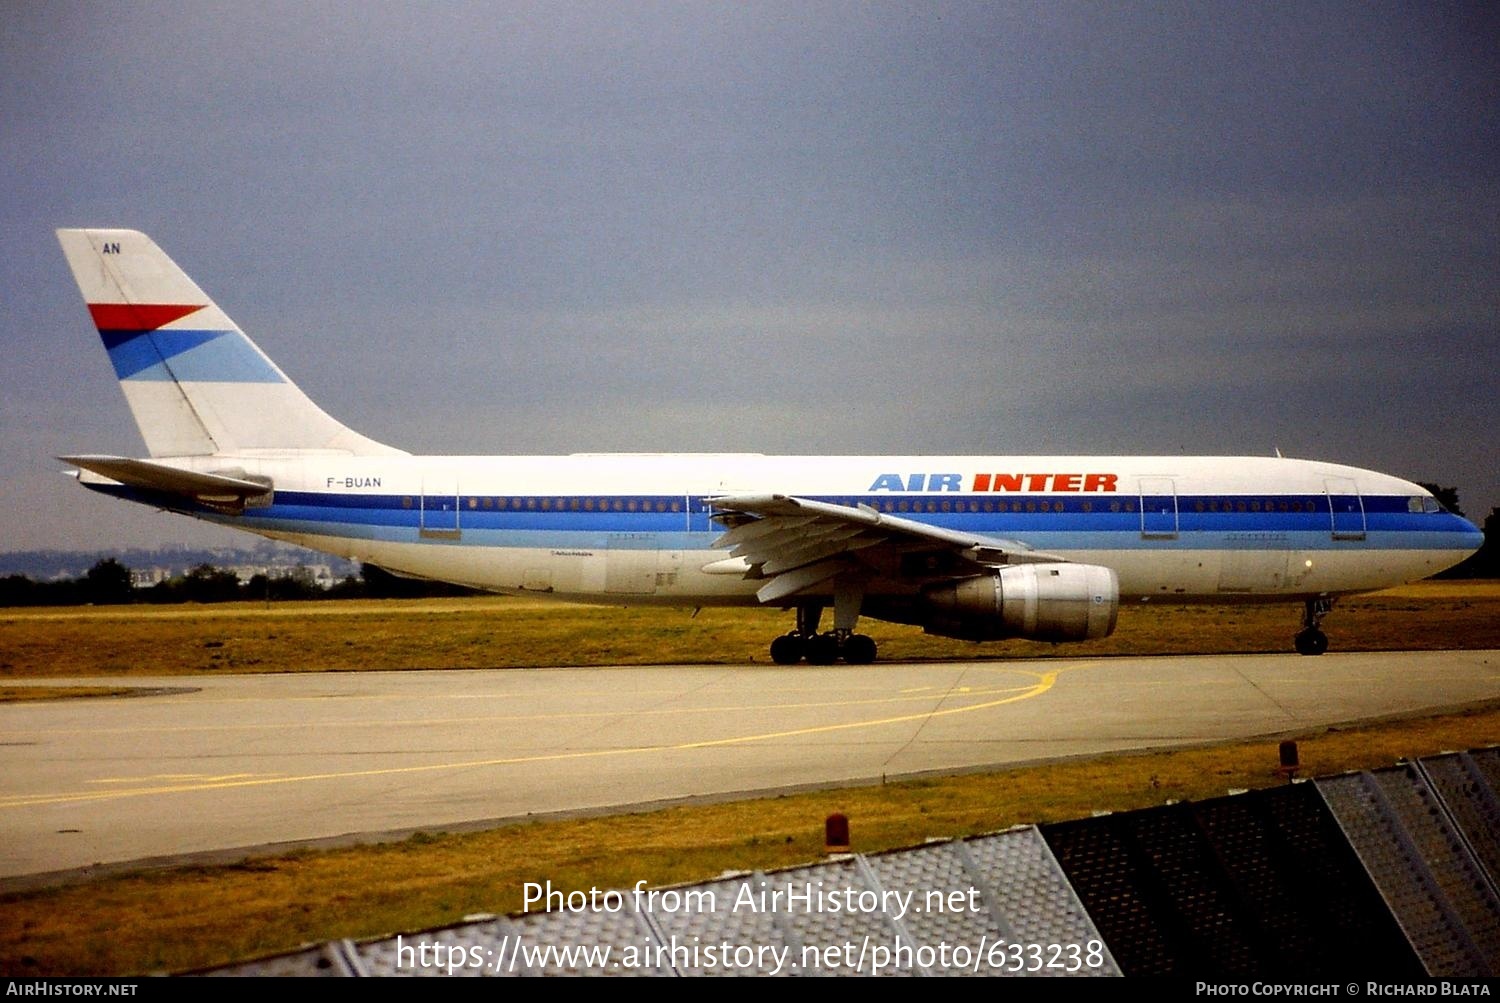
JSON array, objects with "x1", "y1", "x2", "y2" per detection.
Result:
[{"x1": 56, "y1": 228, "x2": 403, "y2": 458}]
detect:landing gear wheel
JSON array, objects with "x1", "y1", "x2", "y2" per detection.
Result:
[
  {"x1": 805, "y1": 633, "x2": 840, "y2": 665},
  {"x1": 769, "y1": 634, "x2": 805, "y2": 665},
  {"x1": 1294, "y1": 628, "x2": 1328, "y2": 656},
  {"x1": 842, "y1": 633, "x2": 877, "y2": 665},
  {"x1": 1295, "y1": 597, "x2": 1333, "y2": 655}
]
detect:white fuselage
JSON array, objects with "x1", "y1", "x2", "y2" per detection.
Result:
[{"x1": 87, "y1": 452, "x2": 1481, "y2": 607}]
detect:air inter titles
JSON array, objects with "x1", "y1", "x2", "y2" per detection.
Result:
[{"x1": 870, "y1": 473, "x2": 1120, "y2": 493}]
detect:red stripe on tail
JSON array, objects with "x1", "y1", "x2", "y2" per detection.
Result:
[{"x1": 88, "y1": 303, "x2": 204, "y2": 331}]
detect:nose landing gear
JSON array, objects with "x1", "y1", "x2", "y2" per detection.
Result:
[{"x1": 1294, "y1": 597, "x2": 1332, "y2": 655}]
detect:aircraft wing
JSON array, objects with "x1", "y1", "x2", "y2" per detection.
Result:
[
  {"x1": 60, "y1": 455, "x2": 273, "y2": 505},
  {"x1": 707, "y1": 493, "x2": 1064, "y2": 603}
]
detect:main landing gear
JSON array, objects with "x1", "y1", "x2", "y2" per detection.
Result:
[
  {"x1": 1294, "y1": 597, "x2": 1332, "y2": 656},
  {"x1": 768, "y1": 603, "x2": 878, "y2": 665}
]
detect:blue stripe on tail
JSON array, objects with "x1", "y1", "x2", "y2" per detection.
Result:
[{"x1": 103, "y1": 329, "x2": 283, "y2": 383}]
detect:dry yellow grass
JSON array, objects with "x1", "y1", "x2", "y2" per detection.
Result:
[{"x1": 3, "y1": 581, "x2": 1498, "y2": 679}]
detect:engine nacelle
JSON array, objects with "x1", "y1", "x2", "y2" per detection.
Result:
[{"x1": 920, "y1": 563, "x2": 1119, "y2": 642}]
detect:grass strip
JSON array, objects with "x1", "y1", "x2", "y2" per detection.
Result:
[{"x1": 3, "y1": 582, "x2": 1498, "y2": 679}]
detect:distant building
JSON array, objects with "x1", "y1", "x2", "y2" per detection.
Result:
[{"x1": 129, "y1": 567, "x2": 173, "y2": 588}]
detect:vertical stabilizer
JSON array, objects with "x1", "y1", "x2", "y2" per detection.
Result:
[{"x1": 56, "y1": 229, "x2": 402, "y2": 457}]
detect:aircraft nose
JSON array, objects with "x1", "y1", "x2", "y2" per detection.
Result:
[{"x1": 1458, "y1": 514, "x2": 1485, "y2": 554}]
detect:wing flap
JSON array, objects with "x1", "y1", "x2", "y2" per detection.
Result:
[
  {"x1": 714, "y1": 515, "x2": 819, "y2": 549},
  {"x1": 761, "y1": 532, "x2": 884, "y2": 576},
  {"x1": 755, "y1": 557, "x2": 848, "y2": 603},
  {"x1": 729, "y1": 522, "x2": 866, "y2": 561}
]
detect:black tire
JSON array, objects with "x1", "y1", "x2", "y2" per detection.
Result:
[
  {"x1": 842, "y1": 634, "x2": 877, "y2": 664},
  {"x1": 1294, "y1": 628, "x2": 1328, "y2": 656},
  {"x1": 769, "y1": 634, "x2": 804, "y2": 665},
  {"x1": 805, "y1": 634, "x2": 840, "y2": 665}
]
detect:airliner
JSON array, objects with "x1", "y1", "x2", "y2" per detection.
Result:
[{"x1": 55, "y1": 229, "x2": 1483, "y2": 663}]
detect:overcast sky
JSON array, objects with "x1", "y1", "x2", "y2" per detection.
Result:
[{"x1": 2, "y1": 2, "x2": 1496, "y2": 552}]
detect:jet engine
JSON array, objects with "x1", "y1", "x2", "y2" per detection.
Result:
[{"x1": 919, "y1": 563, "x2": 1119, "y2": 642}]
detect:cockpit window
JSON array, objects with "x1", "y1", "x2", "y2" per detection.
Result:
[{"x1": 1409, "y1": 496, "x2": 1443, "y2": 514}]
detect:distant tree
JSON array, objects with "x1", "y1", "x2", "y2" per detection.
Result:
[
  {"x1": 83, "y1": 558, "x2": 134, "y2": 605},
  {"x1": 181, "y1": 563, "x2": 244, "y2": 603},
  {"x1": 142, "y1": 578, "x2": 183, "y2": 604},
  {"x1": 246, "y1": 573, "x2": 272, "y2": 602},
  {"x1": 0, "y1": 574, "x2": 42, "y2": 606},
  {"x1": 326, "y1": 573, "x2": 365, "y2": 599},
  {"x1": 1445, "y1": 507, "x2": 1498, "y2": 579},
  {"x1": 1482, "y1": 508, "x2": 1500, "y2": 578},
  {"x1": 236, "y1": 567, "x2": 326, "y2": 602},
  {"x1": 266, "y1": 567, "x2": 321, "y2": 601}
]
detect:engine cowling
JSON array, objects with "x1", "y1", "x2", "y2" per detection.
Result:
[{"x1": 919, "y1": 562, "x2": 1119, "y2": 642}]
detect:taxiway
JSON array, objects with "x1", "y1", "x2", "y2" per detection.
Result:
[{"x1": 1, "y1": 649, "x2": 1495, "y2": 884}]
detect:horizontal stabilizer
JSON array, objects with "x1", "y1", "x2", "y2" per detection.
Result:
[{"x1": 61, "y1": 454, "x2": 273, "y2": 506}]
